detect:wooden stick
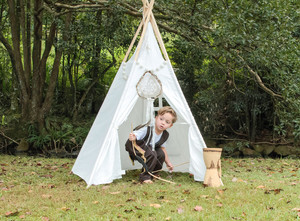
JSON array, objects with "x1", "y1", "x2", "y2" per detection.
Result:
[
  {"x1": 143, "y1": 0, "x2": 169, "y2": 60},
  {"x1": 123, "y1": 0, "x2": 154, "y2": 62},
  {"x1": 0, "y1": 130, "x2": 19, "y2": 145},
  {"x1": 149, "y1": 171, "x2": 175, "y2": 184},
  {"x1": 150, "y1": 13, "x2": 169, "y2": 61},
  {"x1": 152, "y1": 161, "x2": 189, "y2": 174},
  {"x1": 134, "y1": 0, "x2": 155, "y2": 61},
  {"x1": 123, "y1": 21, "x2": 144, "y2": 62}
]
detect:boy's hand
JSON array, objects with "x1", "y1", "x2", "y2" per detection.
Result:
[
  {"x1": 129, "y1": 133, "x2": 136, "y2": 141},
  {"x1": 166, "y1": 162, "x2": 173, "y2": 172}
]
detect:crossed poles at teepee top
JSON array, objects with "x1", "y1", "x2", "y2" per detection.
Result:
[{"x1": 123, "y1": 0, "x2": 169, "y2": 63}]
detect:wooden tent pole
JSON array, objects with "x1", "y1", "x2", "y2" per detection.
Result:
[
  {"x1": 124, "y1": 0, "x2": 169, "y2": 62},
  {"x1": 134, "y1": 0, "x2": 155, "y2": 61},
  {"x1": 150, "y1": 13, "x2": 169, "y2": 61},
  {"x1": 143, "y1": 0, "x2": 169, "y2": 61},
  {"x1": 142, "y1": 0, "x2": 147, "y2": 18},
  {"x1": 123, "y1": 21, "x2": 144, "y2": 63},
  {"x1": 123, "y1": 0, "x2": 154, "y2": 63}
]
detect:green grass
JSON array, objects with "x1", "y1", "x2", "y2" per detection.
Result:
[{"x1": 0, "y1": 155, "x2": 299, "y2": 220}]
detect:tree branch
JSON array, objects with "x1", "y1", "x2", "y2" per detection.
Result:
[{"x1": 235, "y1": 53, "x2": 283, "y2": 99}]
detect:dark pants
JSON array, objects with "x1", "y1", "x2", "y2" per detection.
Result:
[
  {"x1": 140, "y1": 147, "x2": 165, "y2": 181},
  {"x1": 126, "y1": 141, "x2": 165, "y2": 181}
]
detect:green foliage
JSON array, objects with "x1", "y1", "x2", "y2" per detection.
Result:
[
  {"x1": 168, "y1": 0, "x2": 299, "y2": 142},
  {"x1": 27, "y1": 125, "x2": 52, "y2": 151},
  {"x1": 27, "y1": 118, "x2": 91, "y2": 153},
  {"x1": 0, "y1": 47, "x2": 12, "y2": 108},
  {"x1": 0, "y1": 0, "x2": 299, "y2": 146}
]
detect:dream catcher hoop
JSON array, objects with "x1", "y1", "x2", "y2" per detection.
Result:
[
  {"x1": 136, "y1": 71, "x2": 162, "y2": 150},
  {"x1": 136, "y1": 71, "x2": 162, "y2": 99}
]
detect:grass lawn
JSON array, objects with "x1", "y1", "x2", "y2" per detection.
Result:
[{"x1": 0, "y1": 155, "x2": 299, "y2": 220}]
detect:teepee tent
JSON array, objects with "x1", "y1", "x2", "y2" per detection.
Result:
[{"x1": 72, "y1": 0, "x2": 207, "y2": 186}]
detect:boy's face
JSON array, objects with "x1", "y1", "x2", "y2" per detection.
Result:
[{"x1": 155, "y1": 113, "x2": 174, "y2": 133}]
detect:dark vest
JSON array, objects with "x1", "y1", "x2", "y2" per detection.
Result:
[{"x1": 125, "y1": 126, "x2": 169, "y2": 158}]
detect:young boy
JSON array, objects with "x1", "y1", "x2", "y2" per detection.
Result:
[{"x1": 125, "y1": 106, "x2": 177, "y2": 184}]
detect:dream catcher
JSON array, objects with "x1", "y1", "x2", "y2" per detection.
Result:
[{"x1": 136, "y1": 71, "x2": 162, "y2": 150}]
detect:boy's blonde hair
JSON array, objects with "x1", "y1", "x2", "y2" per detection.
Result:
[{"x1": 157, "y1": 106, "x2": 177, "y2": 123}]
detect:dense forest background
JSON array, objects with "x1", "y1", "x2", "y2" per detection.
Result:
[{"x1": 0, "y1": 0, "x2": 299, "y2": 156}]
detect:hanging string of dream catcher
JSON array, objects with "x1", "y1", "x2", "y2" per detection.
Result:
[{"x1": 136, "y1": 70, "x2": 162, "y2": 151}]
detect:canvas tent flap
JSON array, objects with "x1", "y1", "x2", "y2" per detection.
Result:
[{"x1": 72, "y1": 19, "x2": 207, "y2": 186}]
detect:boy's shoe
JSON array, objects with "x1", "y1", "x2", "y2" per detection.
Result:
[{"x1": 142, "y1": 180, "x2": 153, "y2": 184}]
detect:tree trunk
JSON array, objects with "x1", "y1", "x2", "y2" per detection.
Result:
[
  {"x1": 1, "y1": 1, "x2": 73, "y2": 134},
  {"x1": 250, "y1": 104, "x2": 257, "y2": 142}
]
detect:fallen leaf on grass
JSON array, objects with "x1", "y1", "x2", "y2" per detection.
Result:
[
  {"x1": 165, "y1": 216, "x2": 171, "y2": 220},
  {"x1": 232, "y1": 177, "x2": 238, "y2": 182},
  {"x1": 217, "y1": 189, "x2": 227, "y2": 195},
  {"x1": 42, "y1": 194, "x2": 52, "y2": 199},
  {"x1": 5, "y1": 211, "x2": 19, "y2": 217},
  {"x1": 194, "y1": 205, "x2": 203, "y2": 212},
  {"x1": 177, "y1": 207, "x2": 184, "y2": 214},
  {"x1": 134, "y1": 206, "x2": 142, "y2": 210},
  {"x1": 40, "y1": 174, "x2": 53, "y2": 178},
  {"x1": 200, "y1": 195, "x2": 209, "y2": 198},
  {"x1": 256, "y1": 185, "x2": 265, "y2": 189},
  {"x1": 109, "y1": 191, "x2": 121, "y2": 195},
  {"x1": 48, "y1": 184, "x2": 56, "y2": 189},
  {"x1": 161, "y1": 199, "x2": 170, "y2": 203},
  {"x1": 291, "y1": 208, "x2": 300, "y2": 212},
  {"x1": 273, "y1": 188, "x2": 283, "y2": 194},
  {"x1": 264, "y1": 188, "x2": 283, "y2": 194},
  {"x1": 156, "y1": 189, "x2": 167, "y2": 193},
  {"x1": 61, "y1": 163, "x2": 70, "y2": 169},
  {"x1": 183, "y1": 189, "x2": 190, "y2": 194},
  {"x1": 216, "y1": 202, "x2": 223, "y2": 207},
  {"x1": 61, "y1": 207, "x2": 70, "y2": 211},
  {"x1": 19, "y1": 215, "x2": 26, "y2": 219},
  {"x1": 93, "y1": 201, "x2": 99, "y2": 204},
  {"x1": 150, "y1": 204, "x2": 161, "y2": 208}
]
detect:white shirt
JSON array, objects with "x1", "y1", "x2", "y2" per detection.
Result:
[{"x1": 133, "y1": 126, "x2": 167, "y2": 148}]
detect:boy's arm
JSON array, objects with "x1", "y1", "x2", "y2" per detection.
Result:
[{"x1": 161, "y1": 147, "x2": 173, "y2": 172}]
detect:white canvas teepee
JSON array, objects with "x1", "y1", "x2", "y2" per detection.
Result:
[{"x1": 72, "y1": 0, "x2": 207, "y2": 186}]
